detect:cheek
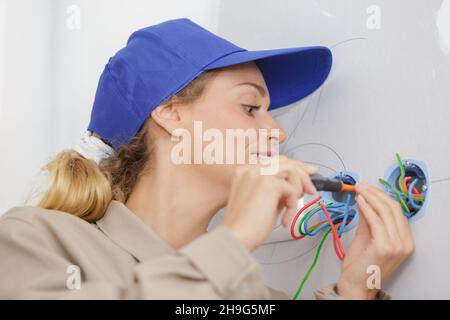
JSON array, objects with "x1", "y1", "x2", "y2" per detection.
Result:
[
  {"x1": 194, "y1": 104, "x2": 254, "y2": 133},
  {"x1": 188, "y1": 102, "x2": 259, "y2": 174}
]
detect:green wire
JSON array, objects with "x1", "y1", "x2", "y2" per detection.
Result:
[
  {"x1": 292, "y1": 153, "x2": 419, "y2": 300},
  {"x1": 297, "y1": 201, "x2": 333, "y2": 236},
  {"x1": 293, "y1": 228, "x2": 332, "y2": 300},
  {"x1": 407, "y1": 195, "x2": 424, "y2": 202},
  {"x1": 379, "y1": 178, "x2": 411, "y2": 214},
  {"x1": 298, "y1": 205, "x2": 318, "y2": 236},
  {"x1": 396, "y1": 153, "x2": 408, "y2": 198}
]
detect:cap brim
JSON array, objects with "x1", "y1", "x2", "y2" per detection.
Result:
[{"x1": 203, "y1": 46, "x2": 332, "y2": 110}]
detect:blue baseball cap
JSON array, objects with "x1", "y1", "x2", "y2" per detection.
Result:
[{"x1": 88, "y1": 18, "x2": 332, "y2": 150}]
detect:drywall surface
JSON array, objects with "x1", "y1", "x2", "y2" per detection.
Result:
[{"x1": 213, "y1": 0, "x2": 450, "y2": 299}]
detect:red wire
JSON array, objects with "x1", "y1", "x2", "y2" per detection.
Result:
[
  {"x1": 290, "y1": 196, "x2": 322, "y2": 239},
  {"x1": 291, "y1": 196, "x2": 349, "y2": 261},
  {"x1": 330, "y1": 221, "x2": 346, "y2": 260},
  {"x1": 320, "y1": 202, "x2": 346, "y2": 261},
  {"x1": 403, "y1": 177, "x2": 421, "y2": 196}
]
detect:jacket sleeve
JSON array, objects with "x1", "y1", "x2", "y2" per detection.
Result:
[
  {"x1": 133, "y1": 225, "x2": 272, "y2": 299},
  {"x1": 0, "y1": 217, "x2": 273, "y2": 299},
  {"x1": 314, "y1": 283, "x2": 392, "y2": 300}
]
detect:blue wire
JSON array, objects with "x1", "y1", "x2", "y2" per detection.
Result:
[
  {"x1": 323, "y1": 203, "x2": 345, "y2": 209},
  {"x1": 302, "y1": 203, "x2": 355, "y2": 236},
  {"x1": 407, "y1": 178, "x2": 422, "y2": 210},
  {"x1": 305, "y1": 211, "x2": 356, "y2": 236},
  {"x1": 304, "y1": 214, "x2": 343, "y2": 236},
  {"x1": 338, "y1": 193, "x2": 351, "y2": 237},
  {"x1": 302, "y1": 206, "x2": 328, "y2": 236},
  {"x1": 302, "y1": 206, "x2": 329, "y2": 236}
]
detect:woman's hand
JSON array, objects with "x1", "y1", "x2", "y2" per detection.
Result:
[
  {"x1": 223, "y1": 155, "x2": 318, "y2": 251},
  {"x1": 336, "y1": 182, "x2": 415, "y2": 299}
]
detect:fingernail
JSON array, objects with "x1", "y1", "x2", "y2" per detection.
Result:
[
  {"x1": 356, "y1": 194, "x2": 366, "y2": 204},
  {"x1": 356, "y1": 182, "x2": 368, "y2": 192},
  {"x1": 306, "y1": 165, "x2": 318, "y2": 174},
  {"x1": 307, "y1": 183, "x2": 318, "y2": 197}
]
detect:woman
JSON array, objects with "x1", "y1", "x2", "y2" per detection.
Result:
[{"x1": 0, "y1": 18, "x2": 414, "y2": 299}]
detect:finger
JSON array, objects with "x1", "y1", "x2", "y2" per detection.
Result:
[
  {"x1": 282, "y1": 194, "x2": 298, "y2": 227},
  {"x1": 274, "y1": 179, "x2": 299, "y2": 227},
  {"x1": 357, "y1": 184, "x2": 399, "y2": 241},
  {"x1": 355, "y1": 193, "x2": 389, "y2": 241},
  {"x1": 374, "y1": 186, "x2": 413, "y2": 243},
  {"x1": 285, "y1": 160, "x2": 317, "y2": 195},
  {"x1": 371, "y1": 186, "x2": 411, "y2": 239},
  {"x1": 295, "y1": 165, "x2": 318, "y2": 195},
  {"x1": 271, "y1": 157, "x2": 317, "y2": 196},
  {"x1": 275, "y1": 162, "x2": 303, "y2": 198},
  {"x1": 355, "y1": 205, "x2": 370, "y2": 237},
  {"x1": 294, "y1": 160, "x2": 318, "y2": 175},
  {"x1": 277, "y1": 156, "x2": 318, "y2": 177},
  {"x1": 366, "y1": 187, "x2": 399, "y2": 235}
]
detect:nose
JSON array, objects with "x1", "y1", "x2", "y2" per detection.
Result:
[{"x1": 260, "y1": 113, "x2": 287, "y2": 145}]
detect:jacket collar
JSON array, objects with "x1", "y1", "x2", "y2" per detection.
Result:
[{"x1": 95, "y1": 200, "x2": 175, "y2": 262}]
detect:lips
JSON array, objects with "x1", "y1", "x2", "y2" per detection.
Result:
[{"x1": 251, "y1": 150, "x2": 278, "y2": 158}]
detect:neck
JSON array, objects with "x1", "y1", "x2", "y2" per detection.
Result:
[{"x1": 125, "y1": 152, "x2": 227, "y2": 249}]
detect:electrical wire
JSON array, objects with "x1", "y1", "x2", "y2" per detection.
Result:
[
  {"x1": 291, "y1": 190, "x2": 353, "y2": 299},
  {"x1": 292, "y1": 228, "x2": 332, "y2": 300},
  {"x1": 379, "y1": 178, "x2": 411, "y2": 215},
  {"x1": 379, "y1": 153, "x2": 427, "y2": 217},
  {"x1": 292, "y1": 153, "x2": 427, "y2": 300},
  {"x1": 320, "y1": 202, "x2": 346, "y2": 260},
  {"x1": 403, "y1": 176, "x2": 420, "y2": 195},
  {"x1": 338, "y1": 193, "x2": 351, "y2": 238},
  {"x1": 302, "y1": 208, "x2": 353, "y2": 237},
  {"x1": 407, "y1": 178, "x2": 422, "y2": 210},
  {"x1": 290, "y1": 196, "x2": 323, "y2": 240},
  {"x1": 396, "y1": 153, "x2": 408, "y2": 198},
  {"x1": 385, "y1": 189, "x2": 423, "y2": 202}
]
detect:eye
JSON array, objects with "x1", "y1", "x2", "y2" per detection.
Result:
[{"x1": 242, "y1": 104, "x2": 261, "y2": 116}]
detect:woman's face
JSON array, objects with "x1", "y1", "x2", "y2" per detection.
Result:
[{"x1": 177, "y1": 61, "x2": 287, "y2": 187}]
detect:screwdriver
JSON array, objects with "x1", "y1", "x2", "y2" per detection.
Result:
[{"x1": 310, "y1": 173, "x2": 356, "y2": 193}]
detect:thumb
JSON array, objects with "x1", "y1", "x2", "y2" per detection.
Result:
[{"x1": 354, "y1": 199, "x2": 371, "y2": 241}]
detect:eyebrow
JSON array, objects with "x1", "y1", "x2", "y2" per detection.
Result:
[{"x1": 236, "y1": 82, "x2": 267, "y2": 98}]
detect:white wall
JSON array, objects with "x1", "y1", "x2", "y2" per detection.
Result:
[
  {"x1": 0, "y1": 0, "x2": 220, "y2": 213},
  {"x1": 1, "y1": 0, "x2": 449, "y2": 300},
  {"x1": 0, "y1": 0, "x2": 52, "y2": 212},
  {"x1": 216, "y1": 0, "x2": 450, "y2": 299}
]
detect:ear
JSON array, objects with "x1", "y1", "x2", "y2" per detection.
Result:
[{"x1": 151, "y1": 103, "x2": 182, "y2": 136}]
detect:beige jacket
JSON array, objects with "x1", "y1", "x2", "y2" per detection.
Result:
[{"x1": 0, "y1": 200, "x2": 389, "y2": 299}]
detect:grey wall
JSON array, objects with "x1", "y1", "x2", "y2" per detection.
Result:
[
  {"x1": 1, "y1": 0, "x2": 449, "y2": 300},
  {"x1": 216, "y1": 0, "x2": 450, "y2": 299},
  {"x1": 0, "y1": 0, "x2": 220, "y2": 212}
]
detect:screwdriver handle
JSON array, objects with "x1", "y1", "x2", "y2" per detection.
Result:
[{"x1": 310, "y1": 174, "x2": 356, "y2": 193}]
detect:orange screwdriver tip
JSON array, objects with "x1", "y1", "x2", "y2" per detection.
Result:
[{"x1": 341, "y1": 183, "x2": 356, "y2": 192}]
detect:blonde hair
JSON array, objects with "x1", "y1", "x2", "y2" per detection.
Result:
[{"x1": 38, "y1": 70, "x2": 218, "y2": 221}]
